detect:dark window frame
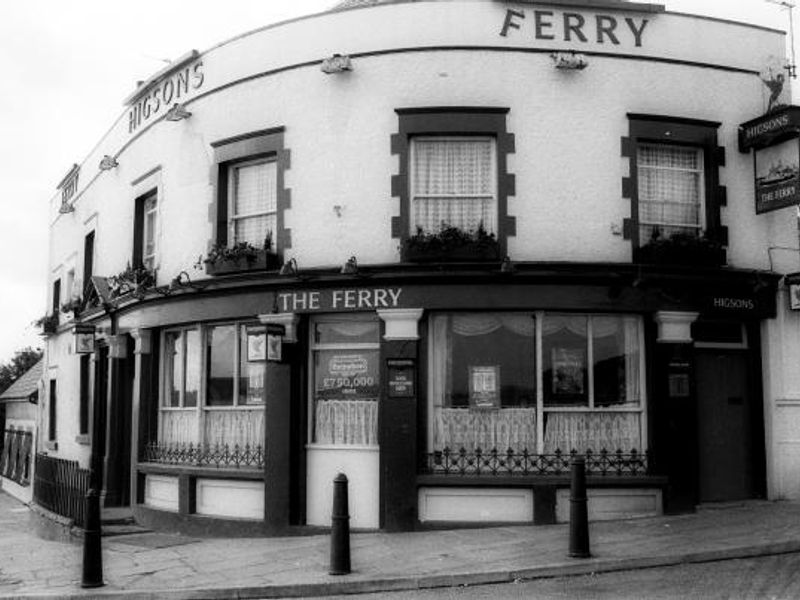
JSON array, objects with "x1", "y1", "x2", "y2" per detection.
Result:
[
  {"x1": 51, "y1": 279, "x2": 61, "y2": 325},
  {"x1": 79, "y1": 355, "x2": 91, "y2": 436},
  {"x1": 210, "y1": 127, "x2": 291, "y2": 253},
  {"x1": 48, "y1": 379, "x2": 57, "y2": 442},
  {"x1": 83, "y1": 230, "x2": 95, "y2": 299},
  {"x1": 391, "y1": 108, "x2": 516, "y2": 256},
  {"x1": 622, "y1": 114, "x2": 727, "y2": 255},
  {"x1": 132, "y1": 189, "x2": 158, "y2": 270}
]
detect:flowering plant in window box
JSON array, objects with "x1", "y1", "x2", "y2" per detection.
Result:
[
  {"x1": 401, "y1": 224, "x2": 501, "y2": 263},
  {"x1": 202, "y1": 233, "x2": 281, "y2": 276},
  {"x1": 33, "y1": 313, "x2": 59, "y2": 335},
  {"x1": 636, "y1": 229, "x2": 725, "y2": 267},
  {"x1": 108, "y1": 264, "x2": 157, "y2": 299},
  {"x1": 60, "y1": 296, "x2": 84, "y2": 318}
]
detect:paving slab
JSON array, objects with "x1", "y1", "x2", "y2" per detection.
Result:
[{"x1": 2, "y1": 490, "x2": 800, "y2": 599}]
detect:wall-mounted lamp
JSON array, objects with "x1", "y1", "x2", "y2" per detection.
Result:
[
  {"x1": 321, "y1": 54, "x2": 353, "y2": 74},
  {"x1": 279, "y1": 257, "x2": 299, "y2": 277},
  {"x1": 58, "y1": 201, "x2": 75, "y2": 214},
  {"x1": 165, "y1": 103, "x2": 192, "y2": 121},
  {"x1": 500, "y1": 256, "x2": 516, "y2": 274},
  {"x1": 169, "y1": 270, "x2": 198, "y2": 292},
  {"x1": 98, "y1": 155, "x2": 119, "y2": 170},
  {"x1": 550, "y1": 51, "x2": 588, "y2": 70},
  {"x1": 340, "y1": 256, "x2": 358, "y2": 275}
]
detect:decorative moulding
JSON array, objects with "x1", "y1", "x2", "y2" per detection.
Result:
[
  {"x1": 654, "y1": 311, "x2": 699, "y2": 343},
  {"x1": 378, "y1": 308, "x2": 424, "y2": 340}
]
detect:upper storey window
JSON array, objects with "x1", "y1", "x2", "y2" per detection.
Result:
[
  {"x1": 392, "y1": 108, "x2": 516, "y2": 261},
  {"x1": 142, "y1": 193, "x2": 158, "y2": 270},
  {"x1": 208, "y1": 128, "x2": 289, "y2": 274},
  {"x1": 229, "y1": 158, "x2": 277, "y2": 248},
  {"x1": 623, "y1": 115, "x2": 726, "y2": 266},
  {"x1": 636, "y1": 143, "x2": 704, "y2": 244},
  {"x1": 410, "y1": 137, "x2": 497, "y2": 235},
  {"x1": 133, "y1": 189, "x2": 158, "y2": 270}
]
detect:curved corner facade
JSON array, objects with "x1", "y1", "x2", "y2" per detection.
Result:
[{"x1": 33, "y1": 0, "x2": 800, "y2": 534}]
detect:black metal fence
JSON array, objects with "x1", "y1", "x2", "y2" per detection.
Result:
[
  {"x1": 1, "y1": 428, "x2": 33, "y2": 486},
  {"x1": 33, "y1": 453, "x2": 90, "y2": 527},
  {"x1": 143, "y1": 441, "x2": 264, "y2": 469},
  {"x1": 426, "y1": 447, "x2": 649, "y2": 477}
]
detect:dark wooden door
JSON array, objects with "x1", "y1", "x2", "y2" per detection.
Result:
[{"x1": 695, "y1": 351, "x2": 755, "y2": 502}]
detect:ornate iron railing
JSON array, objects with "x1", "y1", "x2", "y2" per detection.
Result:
[
  {"x1": 143, "y1": 442, "x2": 264, "y2": 469},
  {"x1": 426, "y1": 447, "x2": 649, "y2": 477}
]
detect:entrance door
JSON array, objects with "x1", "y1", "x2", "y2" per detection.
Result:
[
  {"x1": 695, "y1": 351, "x2": 757, "y2": 502},
  {"x1": 104, "y1": 337, "x2": 134, "y2": 507},
  {"x1": 306, "y1": 315, "x2": 381, "y2": 528}
]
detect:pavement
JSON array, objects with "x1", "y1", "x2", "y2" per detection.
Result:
[{"x1": 2, "y1": 490, "x2": 800, "y2": 600}]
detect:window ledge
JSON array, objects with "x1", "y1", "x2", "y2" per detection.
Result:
[
  {"x1": 75, "y1": 434, "x2": 90, "y2": 446},
  {"x1": 44, "y1": 441, "x2": 58, "y2": 451},
  {"x1": 205, "y1": 250, "x2": 282, "y2": 276},
  {"x1": 137, "y1": 462, "x2": 262, "y2": 479}
]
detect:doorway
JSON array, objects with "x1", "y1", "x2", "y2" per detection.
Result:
[{"x1": 695, "y1": 349, "x2": 761, "y2": 502}]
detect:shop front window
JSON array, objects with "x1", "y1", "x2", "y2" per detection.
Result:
[
  {"x1": 150, "y1": 322, "x2": 265, "y2": 468},
  {"x1": 431, "y1": 313, "x2": 536, "y2": 454},
  {"x1": 429, "y1": 312, "x2": 646, "y2": 473},
  {"x1": 310, "y1": 316, "x2": 380, "y2": 446}
]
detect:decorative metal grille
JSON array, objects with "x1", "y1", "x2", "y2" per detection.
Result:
[
  {"x1": 143, "y1": 442, "x2": 264, "y2": 469},
  {"x1": 426, "y1": 447, "x2": 649, "y2": 477}
]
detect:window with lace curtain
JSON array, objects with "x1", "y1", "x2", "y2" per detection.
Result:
[
  {"x1": 637, "y1": 143, "x2": 704, "y2": 244},
  {"x1": 310, "y1": 316, "x2": 380, "y2": 447},
  {"x1": 623, "y1": 114, "x2": 725, "y2": 259},
  {"x1": 429, "y1": 312, "x2": 646, "y2": 458},
  {"x1": 210, "y1": 127, "x2": 289, "y2": 260},
  {"x1": 410, "y1": 137, "x2": 497, "y2": 234},
  {"x1": 228, "y1": 158, "x2": 277, "y2": 248},
  {"x1": 391, "y1": 107, "x2": 516, "y2": 253},
  {"x1": 155, "y1": 322, "x2": 266, "y2": 465}
]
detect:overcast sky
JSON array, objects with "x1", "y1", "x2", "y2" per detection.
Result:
[{"x1": 0, "y1": 0, "x2": 792, "y2": 365}]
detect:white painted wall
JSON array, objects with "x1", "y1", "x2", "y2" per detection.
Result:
[
  {"x1": 306, "y1": 445, "x2": 379, "y2": 529},
  {"x1": 42, "y1": 0, "x2": 796, "y2": 508}
]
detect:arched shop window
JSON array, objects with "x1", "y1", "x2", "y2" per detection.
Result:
[
  {"x1": 428, "y1": 312, "x2": 646, "y2": 463},
  {"x1": 150, "y1": 321, "x2": 266, "y2": 468}
]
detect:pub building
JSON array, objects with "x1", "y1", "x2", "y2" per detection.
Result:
[{"x1": 38, "y1": 0, "x2": 800, "y2": 535}]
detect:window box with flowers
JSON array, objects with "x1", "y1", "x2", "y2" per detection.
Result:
[
  {"x1": 203, "y1": 236, "x2": 281, "y2": 276},
  {"x1": 108, "y1": 264, "x2": 157, "y2": 299},
  {"x1": 401, "y1": 224, "x2": 501, "y2": 263},
  {"x1": 34, "y1": 314, "x2": 59, "y2": 335},
  {"x1": 636, "y1": 230, "x2": 725, "y2": 267}
]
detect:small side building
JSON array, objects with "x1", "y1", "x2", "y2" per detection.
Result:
[{"x1": 0, "y1": 360, "x2": 42, "y2": 503}]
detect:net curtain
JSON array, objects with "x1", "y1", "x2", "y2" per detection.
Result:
[
  {"x1": 432, "y1": 314, "x2": 536, "y2": 451},
  {"x1": 431, "y1": 314, "x2": 643, "y2": 453},
  {"x1": 411, "y1": 137, "x2": 497, "y2": 234}
]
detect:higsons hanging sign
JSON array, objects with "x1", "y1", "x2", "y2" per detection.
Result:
[{"x1": 739, "y1": 106, "x2": 800, "y2": 214}]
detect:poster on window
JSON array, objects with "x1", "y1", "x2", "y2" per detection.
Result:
[
  {"x1": 469, "y1": 365, "x2": 500, "y2": 410},
  {"x1": 247, "y1": 329, "x2": 267, "y2": 362},
  {"x1": 245, "y1": 367, "x2": 265, "y2": 405},
  {"x1": 551, "y1": 348, "x2": 585, "y2": 396},
  {"x1": 315, "y1": 350, "x2": 379, "y2": 399},
  {"x1": 755, "y1": 139, "x2": 800, "y2": 214}
]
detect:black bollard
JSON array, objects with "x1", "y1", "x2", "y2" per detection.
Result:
[
  {"x1": 568, "y1": 456, "x2": 591, "y2": 558},
  {"x1": 81, "y1": 488, "x2": 104, "y2": 588},
  {"x1": 329, "y1": 473, "x2": 351, "y2": 575}
]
